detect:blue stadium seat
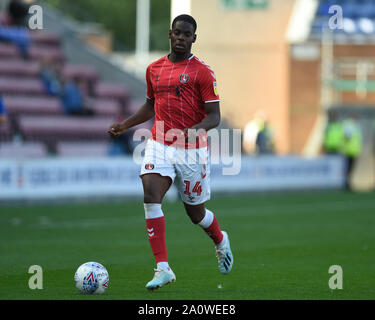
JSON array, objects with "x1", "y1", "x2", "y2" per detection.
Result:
[
  {"x1": 357, "y1": 3, "x2": 375, "y2": 18},
  {"x1": 342, "y1": 3, "x2": 361, "y2": 19}
]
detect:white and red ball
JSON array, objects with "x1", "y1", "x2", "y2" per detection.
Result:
[{"x1": 74, "y1": 262, "x2": 109, "y2": 294}]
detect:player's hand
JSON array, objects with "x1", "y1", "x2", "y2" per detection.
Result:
[{"x1": 108, "y1": 123, "x2": 126, "y2": 138}]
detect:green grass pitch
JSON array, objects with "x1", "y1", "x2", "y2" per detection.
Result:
[{"x1": 1, "y1": 190, "x2": 375, "y2": 300}]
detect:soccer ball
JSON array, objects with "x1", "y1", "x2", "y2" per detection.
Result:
[{"x1": 74, "y1": 262, "x2": 109, "y2": 294}]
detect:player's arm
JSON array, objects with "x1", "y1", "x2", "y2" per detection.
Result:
[
  {"x1": 189, "y1": 101, "x2": 221, "y2": 132},
  {"x1": 108, "y1": 98, "x2": 155, "y2": 138}
]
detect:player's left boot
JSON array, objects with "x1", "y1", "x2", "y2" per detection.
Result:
[
  {"x1": 146, "y1": 265, "x2": 176, "y2": 290},
  {"x1": 215, "y1": 231, "x2": 233, "y2": 274}
]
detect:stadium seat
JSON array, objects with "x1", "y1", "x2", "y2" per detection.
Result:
[
  {"x1": 342, "y1": 3, "x2": 362, "y2": 19},
  {"x1": 18, "y1": 115, "x2": 115, "y2": 142},
  {"x1": 0, "y1": 42, "x2": 19, "y2": 58},
  {"x1": 357, "y1": 3, "x2": 375, "y2": 18},
  {"x1": 94, "y1": 82, "x2": 130, "y2": 101},
  {"x1": 0, "y1": 42, "x2": 65, "y2": 62},
  {"x1": 0, "y1": 77, "x2": 45, "y2": 95},
  {"x1": 30, "y1": 31, "x2": 61, "y2": 46},
  {"x1": 89, "y1": 99, "x2": 122, "y2": 117},
  {"x1": 0, "y1": 59, "x2": 40, "y2": 77},
  {"x1": 29, "y1": 46, "x2": 65, "y2": 63},
  {"x1": 56, "y1": 141, "x2": 110, "y2": 157},
  {"x1": 3, "y1": 96, "x2": 62, "y2": 115},
  {"x1": 62, "y1": 64, "x2": 99, "y2": 82},
  {"x1": 0, "y1": 141, "x2": 48, "y2": 158}
]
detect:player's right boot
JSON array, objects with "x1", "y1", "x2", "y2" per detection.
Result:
[
  {"x1": 146, "y1": 265, "x2": 176, "y2": 290},
  {"x1": 215, "y1": 231, "x2": 233, "y2": 274}
]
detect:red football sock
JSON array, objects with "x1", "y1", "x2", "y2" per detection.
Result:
[
  {"x1": 146, "y1": 216, "x2": 168, "y2": 263},
  {"x1": 204, "y1": 215, "x2": 224, "y2": 245}
]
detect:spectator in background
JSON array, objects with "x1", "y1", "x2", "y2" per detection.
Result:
[
  {"x1": 40, "y1": 58, "x2": 62, "y2": 96},
  {"x1": 7, "y1": 0, "x2": 29, "y2": 26},
  {"x1": 323, "y1": 111, "x2": 344, "y2": 155},
  {"x1": 0, "y1": 24, "x2": 31, "y2": 59},
  {"x1": 40, "y1": 61, "x2": 94, "y2": 117},
  {"x1": 255, "y1": 121, "x2": 274, "y2": 154},
  {"x1": 340, "y1": 116, "x2": 362, "y2": 190},
  {"x1": 242, "y1": 110, "x2": 267, "y2": 154},
  {"x1": 0, "y1": 95, "x2": 8, "y2": 126},
  {"x1": 60, "y1": 76, "x2": 94, "y2": 116}
]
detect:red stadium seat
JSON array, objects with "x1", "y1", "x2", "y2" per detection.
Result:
[
  {"x1": 56, "y1": 141, "x2": 110, "y2": 157},
  {"x1": 0, "y1": 59, "x2": 40, "y2": 77},
  {"x1": 88, "y1": 99, "x2": 122, "y2": 117},
  {"x1": 0, "y1": 77, "x2": 45, "y2": 95},
  {"x1": 0, "y1": 141, "x2": 48, "y2": 158},
  {"x1": 29, "y1": 46, "x2": 65, "y2": 63},
  {"x1": 94, "y1": 82, "x2": 130, "y2": 100},
  {"x1": 3, "y1": 95, "x2": 62, "y2": 115},
  {"x1": 18, "y1": 115, "x2": 115, "y2": 142},
  {"x1": 30, "y1": 31, "x2": 61, "y2": 46},
  {"x1": 62, "y1": 64, "x2": 99, "y2": 82},
  {"x1": 0, "y1": 42, "x2": 19, "y2": 58},
  {"x1": 0, "y1": 43, "x2": 65, "y2": 62}
]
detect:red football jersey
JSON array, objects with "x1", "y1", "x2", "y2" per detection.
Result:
[{"x1": 146, "y1": 54, "x2": 220, "y2": 148}]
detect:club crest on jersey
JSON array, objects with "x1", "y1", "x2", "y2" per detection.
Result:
[
  {"x1": 213, "y1": 81, "x2": 218, "y2": 95},
  {"x1": 179, "y1": 73, "x2": 190, "y2": 83},
  {"x1": 145, "y1": 163, "x2": 154, "y2": 170}
]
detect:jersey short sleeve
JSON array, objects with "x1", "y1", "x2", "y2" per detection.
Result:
[
  {"x1": 198, "y1": 67, "x2": 220, "y2": 103},
  {"x1": 146, "y1": 66, "x2": 154, "y2": 100}
]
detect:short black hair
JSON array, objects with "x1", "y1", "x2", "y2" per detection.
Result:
[{"x1": 171, "y1": 14, "x2": 197, "y2": 33}]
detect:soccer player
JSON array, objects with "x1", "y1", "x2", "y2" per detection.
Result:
[{"x1": 108, "y1": 14, "x2": 233, "y2": 290}]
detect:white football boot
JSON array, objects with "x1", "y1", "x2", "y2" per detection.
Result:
[
  {"x1": 215, "y1": 231, "x2": 233, "y2": 274},
  {"x1": 146, "y1": 265, "x2": 176, "y2": 290}
]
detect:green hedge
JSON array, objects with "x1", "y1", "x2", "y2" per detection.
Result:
[{"x1": 43, "y1": 0, "x2": 171, "y2": 52}]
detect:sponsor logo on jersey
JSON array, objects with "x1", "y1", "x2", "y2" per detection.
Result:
[
  {"x1": 145, "y1": 163, "x2": 154, "y2": 170},
  {"x1": 179, "y1": 73, "x2": 190, "y2": 83},
  {"x1": 213, "y1": 81, "x2": 218, "y2": 95}
]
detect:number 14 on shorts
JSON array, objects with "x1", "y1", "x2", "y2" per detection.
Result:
[{"x1": 184, "y1": 180, "x2": 202, "y2": 196}]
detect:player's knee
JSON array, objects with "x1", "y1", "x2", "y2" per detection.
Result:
[{"x1": 143, "y1": 189, "x2": 162, "y2": 203}]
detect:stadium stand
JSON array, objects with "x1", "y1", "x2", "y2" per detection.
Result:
[
  {"x1": 18, "y1": 115, "x2": 115, "y2": 142},
  {"x1": 311, "y1": 0, "x2": 375, "y2": 39},
  {"x1": 3, "y1": 95, "x2": 62, "y2": 115},
  {"x1": 0, "y1": 16, "x2": 149, "y2": 157}
]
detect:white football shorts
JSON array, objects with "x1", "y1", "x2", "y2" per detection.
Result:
[{"x1": 140, "y1": 139, "x2": 210, "y2": 205}]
